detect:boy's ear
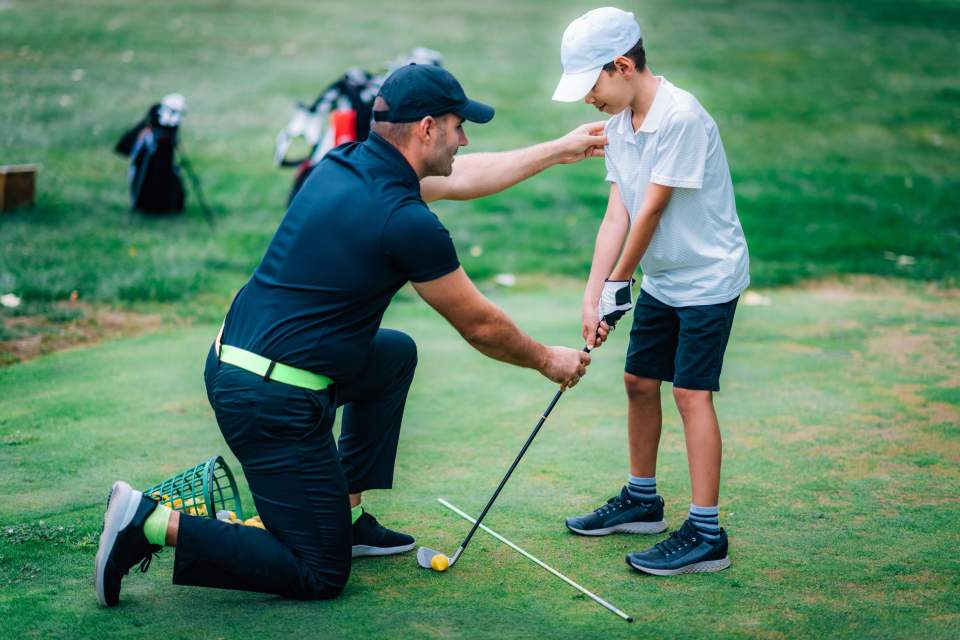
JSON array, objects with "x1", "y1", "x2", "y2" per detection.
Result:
[{"x1": 614, "y1": 55, "x2": 635, "y2": 75}]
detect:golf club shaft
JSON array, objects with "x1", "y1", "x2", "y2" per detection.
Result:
[
  {"x1": 439, "y1": 498, "x2": 633, "y2": 623},
  {"x1": 456, "y1": 345, "x2": 590, "y2": 554}
]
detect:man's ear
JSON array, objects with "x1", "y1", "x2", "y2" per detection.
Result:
[
  {"x1": 614, "y1": 55, "x2": 635, "y2": 76},
  {"x1": 416, "y1": 116, "x2": 436, "y2": 142}
]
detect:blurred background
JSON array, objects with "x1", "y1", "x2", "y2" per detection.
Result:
[{"x1": 0, "y1": 0, "x2": 958, "y2": 363}]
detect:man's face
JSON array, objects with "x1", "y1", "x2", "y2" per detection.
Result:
[
  {"x1": 424, "y1": 115, "x2": 468, "y2": 177},
  {"x1": 583, "y1": 66, "x2": 633, "y2": 115}
]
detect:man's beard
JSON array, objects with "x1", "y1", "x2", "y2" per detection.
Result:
[{"x1": 423, "y1": 131, "x2": 457, "y2": 177}]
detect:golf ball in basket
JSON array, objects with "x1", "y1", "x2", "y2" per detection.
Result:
[{"x1": 431, "y1": 554, "x2": 449, "y2": 572}]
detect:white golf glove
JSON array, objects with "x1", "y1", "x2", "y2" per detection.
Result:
[{"x1": 598, "y1": 278, "x2": 635, "y2": 328}]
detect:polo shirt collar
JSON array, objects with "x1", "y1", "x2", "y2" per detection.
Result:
[
  {"x1": 365, "y1": 131, "x2": 420, "y2": 187},
  {"x1": 615, "y1": 76, "x2": 671, "y2": 141}
]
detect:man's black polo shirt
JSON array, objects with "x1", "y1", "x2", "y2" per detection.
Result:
[{"x1": 220, "y1": 132, "x2": 460, "y2": 382}]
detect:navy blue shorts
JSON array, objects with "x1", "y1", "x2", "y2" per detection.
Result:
[{"x1": 624, "y1": 289, "x2": 739, "y2": 392}]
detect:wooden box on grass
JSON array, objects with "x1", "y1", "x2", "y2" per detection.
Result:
[{"x1": 0, "y1": 164, "x2": 38, "y2": 212}]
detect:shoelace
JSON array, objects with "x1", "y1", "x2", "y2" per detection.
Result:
[
  {"x1": 654, "y1": 528, "x2": 698, "y2": 556},
  {"x1": 137, "y1": 548, "x2": 162, "y2": 574},
  {"x1": 595, "y1": 493, "x2": 632, "y2": 516}
]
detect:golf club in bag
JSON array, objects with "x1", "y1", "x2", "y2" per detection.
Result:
[{"x1": 417, "y1": 345, "x2": 592, "y2": 571}]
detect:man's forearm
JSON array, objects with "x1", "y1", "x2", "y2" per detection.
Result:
[
  {"x1": 460, "y1": 305, "x2": 548, "y2": 371},
  {"x1": 421, "y1": 141, "x2": 564, "y2": 203}
]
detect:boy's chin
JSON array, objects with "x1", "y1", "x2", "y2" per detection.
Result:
[{"x1": 604, "y1": 104, "x2": 628, "y2": 115}]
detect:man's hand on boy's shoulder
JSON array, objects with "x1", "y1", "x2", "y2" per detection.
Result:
[{"x1": 554, "y1": 121, "x2": 607, "y2": 164}]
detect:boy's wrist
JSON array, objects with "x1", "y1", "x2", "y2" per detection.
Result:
[{"x1": 609, "y1": 265, "x2": 632, "y2": 281}]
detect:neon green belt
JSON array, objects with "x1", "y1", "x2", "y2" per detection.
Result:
[{"x1": 219, "y1": 345, "x2": 333, "y2": 391}]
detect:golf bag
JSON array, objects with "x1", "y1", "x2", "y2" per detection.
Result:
[
  {"x1": 274, "y1": 47, "x2": 444, "y2": 205},
  {"x1": 115, "y1": 95, "x2": 187, "y2": 214}
]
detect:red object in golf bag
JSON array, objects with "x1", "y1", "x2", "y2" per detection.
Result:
[
  {"x1": 330, "y1": 109, "x2": 357, "y2": 146},
  {"x1": 288, "y1": 108, "x2": 358, "y2": 204}
]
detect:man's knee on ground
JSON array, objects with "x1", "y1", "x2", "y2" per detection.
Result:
[
  {"x1": 624, "y1": 373, "x2": 661, "y2": 401},
  {"x1": 672, "y1": 386, "x2": 712, "y2": 416},
  {"x1": 291, "y1": 565, "x2": 350, "y2": 601}
]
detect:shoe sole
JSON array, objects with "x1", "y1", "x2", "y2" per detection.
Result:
[
  {"x1": 566, "y1": 520, "x2": 668, "y2": 536},
  {"x1": 351, "y1": 542, "x2": 416, "y2": 558},
  {"x1": 94, "y1": 481, "x2": 142, "y2": 607},
  {"x1": 626, "y1": 556, "x2": 731, "y2": 576}
]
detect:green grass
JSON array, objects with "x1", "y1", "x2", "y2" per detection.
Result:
[
  {"x1": 1, "y1": 1, "x2": 959, "y2": 635},
  {"x1": 1, "y1": 282, "x2": 958, "y2": 638},
  {"x1": 1, "y1": 0, "x2": 959, "y2": 327}
]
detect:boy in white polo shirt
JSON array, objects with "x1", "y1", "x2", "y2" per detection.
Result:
[{"x1": 553, "y1": 7, "x2": 749, "y2": 575}]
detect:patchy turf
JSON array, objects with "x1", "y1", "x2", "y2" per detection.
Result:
[{"x1": 1, "y1": 280, "x2": 957, "y2": 639}]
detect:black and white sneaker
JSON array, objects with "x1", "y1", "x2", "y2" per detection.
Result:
[
  {"x1": 565, "y1": 487, "x2": 667, "y2": 536},
  {"x1": 351, "y1": 511, "x2": 415, "y2": 558},
  {"x1": 626, "y1": 519, "x2": 731, "y2": 576},
  {"x1": 94, "y1": 481, "x2": 163, "y2": 607}
]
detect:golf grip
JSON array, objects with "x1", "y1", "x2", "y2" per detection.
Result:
[{"x1": 457, "y1": 344, "x2": 591, "y2": 552}]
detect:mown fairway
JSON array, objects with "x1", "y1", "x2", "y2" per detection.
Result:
[{"x1": 1, "y1": 283, "x2": 958, "y2": 639}]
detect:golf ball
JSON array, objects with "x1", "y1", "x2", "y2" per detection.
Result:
[{"x1": 430, "y1": 554, "x2": 450, "y2": 572}]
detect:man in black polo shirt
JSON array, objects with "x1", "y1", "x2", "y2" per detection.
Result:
[{"x1": 95, "y1": 64, "x2": 598, "y2": 606}]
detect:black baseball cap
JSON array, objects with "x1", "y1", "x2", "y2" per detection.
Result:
[{"x1": 373, "y1": 64, "x2": 495, "y2": 124}]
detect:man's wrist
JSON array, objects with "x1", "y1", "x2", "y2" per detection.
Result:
[
  {"x1": 534, "y1": 342, "x2": 550, "y2": 373},
  {"x1": 542, "y1": 137, "x2": 567, "y2": 166}
]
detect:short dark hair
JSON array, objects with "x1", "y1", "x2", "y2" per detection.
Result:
[
  {"x1": 371, "y1": 96, "x2": 417, "y2": 145},
  {"x1": 602, "y1": 38, "x2": 645, "y2": 73}
]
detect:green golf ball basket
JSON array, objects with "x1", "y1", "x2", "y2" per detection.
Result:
[{"x1": 144, "y1": 455, "x2": 243, "y2": 520}]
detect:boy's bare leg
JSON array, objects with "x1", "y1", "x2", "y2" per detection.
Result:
[
  {"x1": 624, "y1": 373, "x2": 663, "y2": 476},
  {"x1": 672, "y1": 388, "x2": 721, "y2": 506},
  {"x1": 564, "y1": 372, "x2": 668, "y2": 536}
]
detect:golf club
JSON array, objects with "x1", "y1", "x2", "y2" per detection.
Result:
[
  {"x1": 417, "y1": 344, "x2": 591, "y2": 572},
  {"x1": 437, "y1": 497, "x2": 633, "y2": 623}
]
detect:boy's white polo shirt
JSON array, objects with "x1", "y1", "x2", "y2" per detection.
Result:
[{"x1": 604, "y1": 76, "x2": 750, "y2": 306}]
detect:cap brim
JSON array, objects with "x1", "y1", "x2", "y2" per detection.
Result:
[
  {"x1": 455, "y1": 99, "x2": 495, "y2": 124},
  {"x1": 551, "y1": 67, "x2": 602, "y2": 102}
]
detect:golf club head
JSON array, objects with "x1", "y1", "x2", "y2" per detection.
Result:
[
  {"x1": 416, "y1": 546, "x2": 444, "y2": 569},
  {"x1": 417, "y1": 545, "x2": 463, "y2": 570}
]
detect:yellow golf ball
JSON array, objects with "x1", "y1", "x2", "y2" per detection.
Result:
[{"x1": 430, "y1": 554, "x2": 449, "y2": 572}]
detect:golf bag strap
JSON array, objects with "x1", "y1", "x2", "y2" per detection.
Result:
[{"x1": 219, "y1": 345, "x2": 333, "y2": 391}]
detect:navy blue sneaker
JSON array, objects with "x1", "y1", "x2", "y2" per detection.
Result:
[
  {"x1": 565, "y1": 487, "x2": 667, "y2": 536},
  {"x1": 351, "y1": 511, "x2": 415, "y2": 558},
  {"x1": 94, "y1": 481, "x2": 163, "y2": 607},
  {"x1": 626, "y1": 519, "x2": 731, "y2": 575}
]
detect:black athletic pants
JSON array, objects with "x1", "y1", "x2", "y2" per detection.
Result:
[{"x1": 171, "y1": 328, "x2": 417, "y2": 599}]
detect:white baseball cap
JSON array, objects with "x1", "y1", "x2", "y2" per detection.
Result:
[{"x1": 552, "y1": 7, "x2": 642, "y2": 102}]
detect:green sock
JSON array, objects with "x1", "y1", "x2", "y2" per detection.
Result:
[
  {"x1": 351, "y1": 504, "x2": 363, "y2": 525},
  {"x1": 143, "y1": 503, "x2": 172, "y2": 546}
]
